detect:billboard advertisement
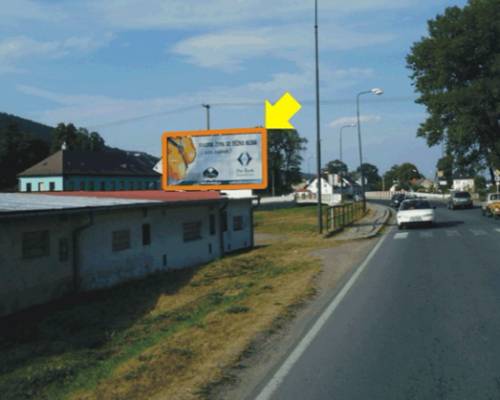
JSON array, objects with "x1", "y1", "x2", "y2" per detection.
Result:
[{"x1": 161, "y1": 128, "x2": 268, "y2": 191}]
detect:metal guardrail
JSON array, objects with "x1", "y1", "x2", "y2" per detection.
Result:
[{"x1": 325, "y1": 201, "x2": 365, "y2": 233}]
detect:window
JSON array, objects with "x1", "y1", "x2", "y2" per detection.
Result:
[
  {"x1": 89, "y1": 181, "x2": 95, "y2": 191},
  {"x1": 111, "y1": 181, "x2": 116, "y2": 191},
  {"x1": 209, "y1": 214, "x2": 216, "y2": 235},
  {"x1": 67, "y1": 182, "x2": 74, "y2": 191},
  {"x1": 112, "y1": 229, "x2": 131, "y2": 251},
  {"x1": 49, "y1": 182, "x2": 55, "y2": 191},
  {"x1": 26, "y1": 183, "x2": 32, "y2": 192},
  {"x1": 59, "y1": 237, "x2": 69, "y2": 262},
  {"x1": 233, "y1": 216, "x2": 244, "y2": 231},
  {"x1": 22, "y1": 230, "x2": 50, "y2": 259},
  {"x1": 129, "y1": 182, "x2": 134, "y2": 190},
  {"x1": 138, "y1": 181, "x2": 143, "y2": 190},
  {"x1": 80, "y1": 181, "x2": 85, "y2": 191},
  {"x1": 100, "y1": 181, "x2": 106, "y2": 191},
  {"x1": 142, "y1": 224, "x2": 151, "y2": 246},
  {"x1": 120, "y1": 181, "x2": 125, "y2": 190},
  {"x1": 153, "y1": 181, "x2": 159, "y2": 190},
  {"x1": 183, "y1": 221, "x2": 202, "y2": 242}
]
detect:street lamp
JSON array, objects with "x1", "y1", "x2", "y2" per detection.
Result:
[
  {"x1": 202, "y1": 104, "x2": 211, "y2": 130},
  {"x1": 339, "y1": 123, "x2": 356, "y2": 200},
  {"x1": 356, "y1": 88, "x2": 383, "y2": 211}
]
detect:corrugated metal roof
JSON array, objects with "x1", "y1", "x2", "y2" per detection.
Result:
[
  {"x1": 0, "y1": 191, "x2": 223, "y2": 214},
  {"x1": 0, "y1": 193, "x2": 158, "y2": 212}
]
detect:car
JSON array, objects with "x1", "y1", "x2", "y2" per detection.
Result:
[
  {"x1": 448, "y1": 191, "x2": 473, "y2": 209},
  {"x1": 484, "y1": 200, "x2": 500, "y2": 219},
  {"x1": 397, "y1": 199, "x2": 436, "y2": 229},
  {"x1": 481, "y1": 193, "x2": 500, "y2": 216},
  {"x1": 391, "y1": 193, "x2": 406, "y2": 208}
]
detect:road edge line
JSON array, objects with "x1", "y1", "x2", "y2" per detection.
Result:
[{"x1": 255, "y1": 227, "x2": 392, "y2": 400}]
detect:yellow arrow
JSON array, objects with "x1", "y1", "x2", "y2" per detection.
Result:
[{"x1": 265, "y1": 92, "x2": 302, "y2": 129}]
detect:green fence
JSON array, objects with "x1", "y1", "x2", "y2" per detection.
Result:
[{"x1": 325, "y1": 201, "x2": 365, "y2": 233}]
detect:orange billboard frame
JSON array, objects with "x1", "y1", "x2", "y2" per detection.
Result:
[{"x1": 161, "y1": 127, "x2": 268, "y2": 191}]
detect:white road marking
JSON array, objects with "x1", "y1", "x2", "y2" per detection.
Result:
[
  {"x1": 255, "y1": 229, "x2": 393, "y2": 400},
  {"x1": 394, "y1": 232, "x2": 408, "y2": 240},
  {"x1": 470, "y1": 229, "x2": 487, "y2": 236},
  {"x1": 419, "y1": 231, "x2": 434, "y2": 238},
  {"x1": 445, "y1": 230, "x2": 460, "y2": 237}
]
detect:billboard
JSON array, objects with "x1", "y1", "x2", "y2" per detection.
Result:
[{"x1": 161, "y1": 128, "x2": 268, "y2": 191}]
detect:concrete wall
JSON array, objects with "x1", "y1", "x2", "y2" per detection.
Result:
[
  {"x1": 78, "y1": 204, "x2": 223, "y2": 290},
  {"x1": 64, "y1": 175, "x2": 160, "y2": 191},
  {"x1": 223, "y1": 199, "x2": 253, "y2": 253},
  {"x1": 19, "y1": 176, "x2": 64, "y2": 192},
  {"x1": 0, "y1": 214, "x2": 85, "y2": 316}
]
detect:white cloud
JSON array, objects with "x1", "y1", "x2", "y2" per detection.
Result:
[
  {"x1": 329, "y1": 115, "x2": 381, "y2": 128},
  {"x1": 82, "y1": 0, "x2": 418, "y2": 30},
  {"x1": 171, "y1": 25, "x2": 393, "y2": 71},
  {"x1": 0, "y1": 34, "x2": 114, "y2": 74},
  {"x1": 0, "y1": 0, "x2": 66, "y2": 23}
]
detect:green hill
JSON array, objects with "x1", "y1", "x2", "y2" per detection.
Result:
[{"x1": 0, "y1": 112, "x2": 53, "y2": 143}]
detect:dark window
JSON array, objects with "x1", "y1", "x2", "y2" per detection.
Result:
[
  {"x1": 26, "y1": 183, "x2": 32, "y2": 192},
  {"x1": 67, "y1": 182, "x2": 74, "y2": 191},
  {"x1": 89, "y1": 181, "x2": 95, "y2": 191},
  {"x1": 80, "y1": 181, "x2": 85, "y2": 191},
  {"x1": 129, "y1": 182, "x2": 134, "y2": 190},
  {"x1": 49, "y1": 182, "x2": 55, "y2": 191},
  {"x1": 120, "y1": 181, "x2": 125, "y2": 190},
  {"x1": 209, "y1": 214, "x2": 216, "y2": 235},
  {"x1": 183, "y1": 221, "x2": 202, "y2": 242},
  {"x1": 111, "y1": 181, "x2": 116, "y2": 191},
  {"x1": 100, "y1": 181, "x2": 106, "y2": 191},
  {"x1": 208, "y1": 243, "x2": 212, "y2": 254},
  {"x1": 112, "y1": 229, "x2": 131, "y2": 251},
  {"x1": 222, "y1": 211, "x2": 228, "y2": 232},
  {"x1": 153, "y1": 181, "x2": 159, "y2": 190},
  {"x1": 138, "y1": 181, "x2": 143, "y2": 190},
  {"x1": 22, "y1": 230, "x2": 50, "y2": 259},
  {"x1": 233, "y1": 216, "x2": 244, "y2": 231},
  {"x1": 163, "y1": 254, "x2": 167, "y2": 267},
  {"x1": 59, "y1": 237, "x2": 69, "y2": 262},
  {"x1": 142, "y1": 224, "x2": 151, "y2": 245},
  {"x1": 454, "y1": 191, "x2": 471, "y2": 199},
  {"x1": 400, "y1": 200, "x2": 431, "y2": 210}
]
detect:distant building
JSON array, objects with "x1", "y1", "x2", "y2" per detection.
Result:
[
  {"x1": 452, "y1": 177, "x2": 475, "y2": 192},
  {"x1": 0, "y1": 190, "x2": 254, "y2": 317},
  {"x1": 17, "y1": 150, "x2": 160, "y2": 192}
]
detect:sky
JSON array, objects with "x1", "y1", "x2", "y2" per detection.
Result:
[{"x1": 0, "y1": 0, "x2": 468, "y2": 178}]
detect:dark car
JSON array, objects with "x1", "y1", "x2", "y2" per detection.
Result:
[
  {"x1": 391, "y1": 193, "x2": 405, "y2": 209},
  {"x1": 448, "y1": 191, "x2": 473, "y2": 210}
]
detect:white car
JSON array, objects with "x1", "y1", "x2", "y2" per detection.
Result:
[{"x1": 397, "y1": 199, "x2": 436, "y2": 229}]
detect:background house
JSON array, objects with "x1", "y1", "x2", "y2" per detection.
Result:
[{"x1": 18, "y1": 150, "x2": 161, "y2": 192}]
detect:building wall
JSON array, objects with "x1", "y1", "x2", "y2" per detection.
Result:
[
  {"x1": 0, "y1": 214, "x2": 85, "y2": 317},
  {"x1": 78, "y1": 204, "x2": 223, "y2": 290},
  {"x1": 19, "y1": 176, "x2": 64, "y2": 192},
  {"x1": 223, "y1": 199, "x2": 253, "y2": 253}
]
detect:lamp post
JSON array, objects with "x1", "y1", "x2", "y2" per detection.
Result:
[
  {"x1": 314, "y1": 0, "x2": 323, "y2": 233},
  {"x1": 356, "y1": 88, "x2": 383, "y2": 211},
  {"x1": 202, "y1": 104, "x2": 211, "y2": 130},
  {"x1": 339, "y1": 123, "x2": 356, "y2": 200}
]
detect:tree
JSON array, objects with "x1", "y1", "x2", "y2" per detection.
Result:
[
  {"x1": 436, "y1": 154, "x2": 453, "y2": 186},
  {"x1": 383, "y1": 163, "x2": 422, "y2": 190},
  {"x1": 0, "y1": 121, "x2": 49, "y2": 190},
  {"x1": 264, "y1": 129, "x2": 307, "y2": 195},
  {"x1": 325, "y1": 159, "x2": 348, "y2": 175},
  {"x1": 357, "y1": 163, "x2": 381, "y2": 190},
  {"x1": 407, "y1": 0, "x2": 500, "y2": 183},
  {"x1": 51, "y1": 123, "x2": 106, "y2": 152}
]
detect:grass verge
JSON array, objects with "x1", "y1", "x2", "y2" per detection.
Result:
[{"x1": 0, "y1": 205, "x2": 337, "y2": 400}]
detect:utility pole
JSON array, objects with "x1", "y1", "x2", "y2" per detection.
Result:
[
  {"x1": 314, "y1": 0, "x2": 323, "y2": 233},
  {"x1": 202, "y1": 104, "x2": 211, "y2": 130}
]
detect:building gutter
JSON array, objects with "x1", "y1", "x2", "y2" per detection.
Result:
[{"x1": 72, "y1": 211, "x2": 94, "y2": 292}]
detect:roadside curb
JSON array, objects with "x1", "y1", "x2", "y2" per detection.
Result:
[{"x1": 336, "y1": 204, "x2": 392, "y2": 241}]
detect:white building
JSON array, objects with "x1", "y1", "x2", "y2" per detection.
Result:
[
  {"x1": 0, "y1": 191, "x2": 253, "y2": 317},
  {"x1": 452, "y1": 178, "x2": 475, "y2": 192}
]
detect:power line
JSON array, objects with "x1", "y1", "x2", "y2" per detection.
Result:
[{"x1": 86, "y1": 96, "x2": 419, "y2": 130}]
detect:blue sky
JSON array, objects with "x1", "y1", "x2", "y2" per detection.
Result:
[{"x1": 0, "y1": 0, "x2": 468, "y2": 177}]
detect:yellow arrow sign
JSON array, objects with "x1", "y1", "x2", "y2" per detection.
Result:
[{"x1": 265, "y1": 92, "x2": 301, "y2": 129}]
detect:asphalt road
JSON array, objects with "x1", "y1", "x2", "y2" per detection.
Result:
[{"x1": 257, "y1": 203, "x2": 500, "y2": 400}]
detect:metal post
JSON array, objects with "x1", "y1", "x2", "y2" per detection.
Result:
[
  {"x1": 340, "y1": 126, "x2": 343, "y2": 201},
  {"x1": 202, "y1": 104, "x2": 211, "y2": 130},
  {"x1": 315, "y1": 0, "x2": 323, "y2": 233},
  {"x1": 356, "y1": 92, "x2": 369, "y2": 212}
]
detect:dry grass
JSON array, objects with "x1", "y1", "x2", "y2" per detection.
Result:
[{"x1": 0, "y1": 205, "x2": 337, "y2": 400}]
